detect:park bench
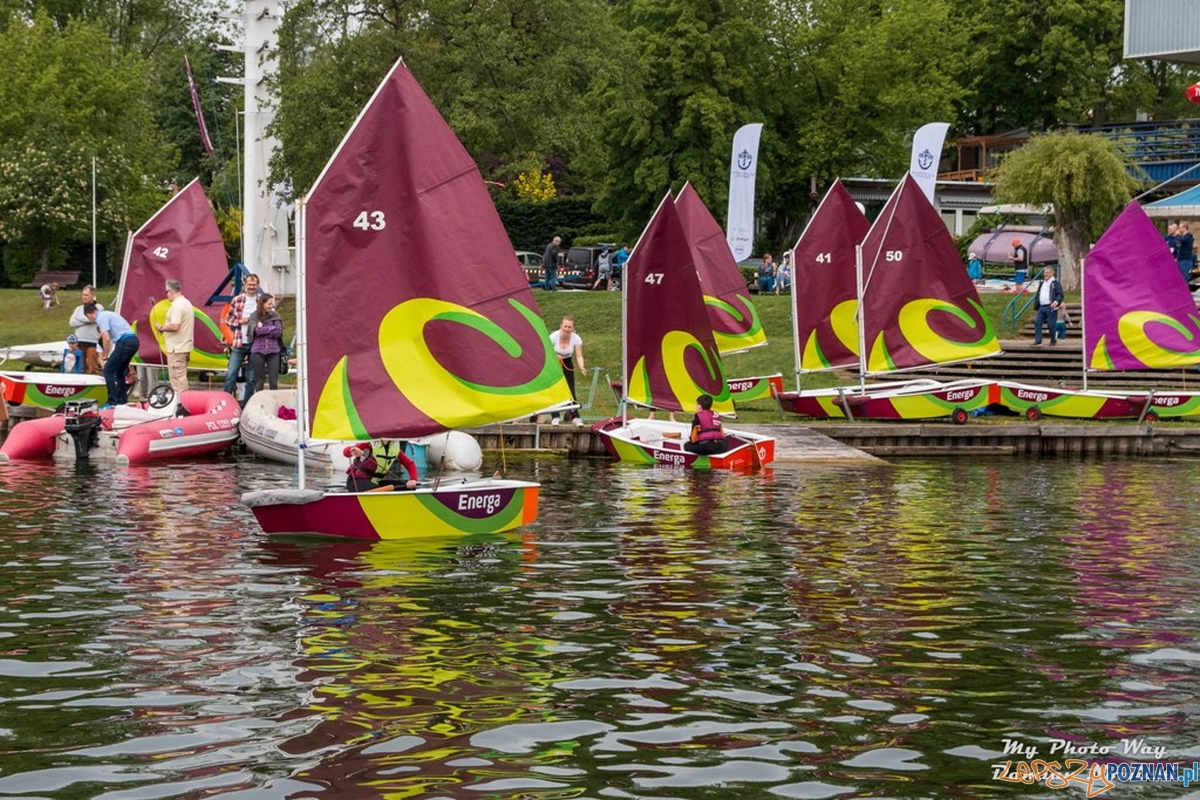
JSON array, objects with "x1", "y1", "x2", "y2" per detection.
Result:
[{"x1": 21, "y1": 270, "x2": 82, "y2": 289}]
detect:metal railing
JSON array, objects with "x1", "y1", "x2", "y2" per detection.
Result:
[{"x1": 1001, "y1": 273, "x2": 1041, "y2": 336}]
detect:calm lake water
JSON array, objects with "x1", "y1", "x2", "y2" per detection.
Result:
[{"x1": 0, "y1": 452, "x2": 1198, "y2": 799}]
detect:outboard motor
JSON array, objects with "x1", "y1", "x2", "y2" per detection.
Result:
[{"x1": 63, "y1": 399, "x2": 101, "y2": 459}]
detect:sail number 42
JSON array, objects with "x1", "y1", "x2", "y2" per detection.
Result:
[{"x1": 353, "y1": 211, "x2": 386, "y2": 231}]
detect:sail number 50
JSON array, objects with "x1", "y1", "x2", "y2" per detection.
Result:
[
  {"x1": 884, "y1": 250, "x2": 904, "y2": 262},
  {"x1": 353, "y1": 211, "x2": 386, "y2": 231}
]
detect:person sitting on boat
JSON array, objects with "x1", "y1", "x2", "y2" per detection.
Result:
[
  {"x1": 61, "y1": 335, "x2": 82, "y2": 374},
  {"x1": 344, "y1": 443, "x2": 380, "y2": 492},
  {"x1": 684, "y1": 394, "x2": 728, "y2": 455},
  {"x1": 377, "y1": 442, "x2": 420, "y2": 490}
]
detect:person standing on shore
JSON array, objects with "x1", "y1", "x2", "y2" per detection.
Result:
[
  {"x1": 69, "y1": 285, "x2": 104, "y2": 375},
  {"x1": 548, "y1": 316, "x2": 586, "y2": 426},
  {"x1": 1031, "y1": 266, "x2": 1064, "y2": 346},
  {"x1": 1177, "y1": 222, "x2": 1194, "y2": 284},
  {"x1": 542, "y1": 236, "x2": 561, "y2": 291},
  {"x1": 157, "y1": 279, "x2": 194, "y2": 399},
  {"x1": 222, "y1": 274, "x2": 260, "y2": 404}
]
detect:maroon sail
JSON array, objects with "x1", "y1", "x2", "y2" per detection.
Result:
[
  {"x1": 302, "y1": 60, "x2": 569, "y2": 441},
  {"x1": 623, "y1": 193, "x2": 732, "y2": 414},
  {"x1": 115, "y1": 178, "x2": 230, "y2": 369},
  {"x1": 674, "y1": 183, "x2": 766, "y2": 355},
  {"x1": 859, "y1": 175, "x2": 999, "y2": 373},
  {"x1": 792, "y1": 180, "x2": 870, "y2": 372}
]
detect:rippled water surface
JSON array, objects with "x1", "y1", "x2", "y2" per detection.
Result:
[{"x1": 0, "y1": 454, "x2": 1198, "y2": 798}]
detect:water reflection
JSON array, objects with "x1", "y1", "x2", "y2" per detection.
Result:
[{"x1": 0, "y1": 455, "x2": 1197, "y2": 797}]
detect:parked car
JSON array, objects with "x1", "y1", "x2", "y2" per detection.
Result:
[
  {"x1": 564, "y1": 244, "x2": 618, "y2": 289},
  {"x1": 515, "y1": 250, "x2": 544, "y2": 284}
]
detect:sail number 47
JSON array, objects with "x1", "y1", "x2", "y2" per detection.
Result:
[
  {"x1": 644, "y1": 273, "x2": 665, "y2": 284},
  {"x1": 353, "y1": 211, "x2": 386, "y2": 231}
]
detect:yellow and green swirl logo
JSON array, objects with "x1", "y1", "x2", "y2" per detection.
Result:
[{"x1": 313, "y1": 298, "x2": 567, "y2": 439}]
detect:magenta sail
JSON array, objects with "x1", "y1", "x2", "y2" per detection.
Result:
[
  {"x1": 792, "y1": 180, "x2": 870, "y2": 372},
  {"x1": 115, "y1": 178, "x2": 229, "y2": 366},
  {"x1": 302, "y1": 61, "x2": 570, "y2": 442},
  {"x1": 860, "y1": 175, "x2": 1000, "y2": 373},
  {"x1": 674, "y1": 182, "x2": 766, "y2": 355},
  {"x1": 623, "y1": 193, "x2": 731, "y2": 414},
  {"x1": 1084, "y1": 202, "x2": 1200, "y2": 370}
]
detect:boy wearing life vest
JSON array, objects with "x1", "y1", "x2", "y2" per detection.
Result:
[
  {"x1": 684, "y1": 394, "x2": 728, "y2": 455},
  {"x1": 378, "y1": 442, "x2": 420, "y2": 490}
]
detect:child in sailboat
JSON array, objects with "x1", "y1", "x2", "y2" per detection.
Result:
[
  {"x1": 344, "y1": 443, "x2": 380, "y2": 492},
  {"x1": 684, "y1": 394, "x2": 728, "y2": 455}
]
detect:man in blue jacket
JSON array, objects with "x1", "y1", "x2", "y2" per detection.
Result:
[{"x1": 1032, "y1": 266, "x2": 1064, "y2": 346}]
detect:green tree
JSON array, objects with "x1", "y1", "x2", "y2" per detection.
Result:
[
  {"x1": 272, "y1": 0, "x2": 617, "y2": 198},
  {"x1": 593, "y1": 0, "x2": 768, "y2": 238},
  {"x1": 766, "y1": 0, "x2": 966, "y2": 247},
  {"x1": 991, "y1": 130, "x2": 1142, "y2": 290},
  {"x1": 955, "y1": 0, "x2": 1127, "y2": 132},
  {"x1": 0, "y1": 13, "x2": 173, "y2": 277}
]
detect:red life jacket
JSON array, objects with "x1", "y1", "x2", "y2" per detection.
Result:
[
  {"x1": 695, "y1": 409, "x2": 724, "y2": 441},
  {"x1": 347, "y1": 456, "x2": 378, "y2": 482}
]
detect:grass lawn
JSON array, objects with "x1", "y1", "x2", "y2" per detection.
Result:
[{"x1": 0, "y1": 283, "x2": 1046, "y2": 424}]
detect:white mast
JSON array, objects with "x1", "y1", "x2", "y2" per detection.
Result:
[{"x1": 216, "y1": 1, "x2": 294, "y2": 297}]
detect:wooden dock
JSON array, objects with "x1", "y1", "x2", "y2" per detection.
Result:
[{"x1": 466, "y1": 420, "x2": 1200, "y2": 461}]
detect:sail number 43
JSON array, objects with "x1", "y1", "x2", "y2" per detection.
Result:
[{"x1": 353, "y1": 211, "x2": 386, "y2": 231}]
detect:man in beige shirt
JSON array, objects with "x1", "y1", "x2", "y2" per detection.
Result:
[{"x1": 157, "y1": 279, "x2": 194, "y2": 397}]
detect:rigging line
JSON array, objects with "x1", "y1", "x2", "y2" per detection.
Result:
[
  {"x1": 498, "y1": 421, "x2": 509, "y2": 477},
  {"x1": 197, "y1": 56, "x2": 236, "y2": 210},
  {"x1": 432, "y1": 434, "x2": 447, "y2": 491}
]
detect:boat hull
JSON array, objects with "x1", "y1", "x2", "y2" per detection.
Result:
[
  {"x1": 777, "y1": 379, "x2": 994, "y2": 422},
  {"x1": 836, "y1": 380, "x2": 995, "y2": 422},
  {"x1": 594, "y1": 417, "x2": 775, "y2": 469},
  {"x1": 994, "y1": 381, "x2": 1200, "y2": 421},
  {"x1": 238, "y1": 389, "x2": 338, "y2": 467},
  {"x1": 0, "y1": 342, "x2": 65, "y2": 369},
  {"x1": 1, "y1": 390, "x2": 240, "y2": 464},
  {"x1": 0, "y1": 371, "x2": 107, "y2": 409},
  {"x1": 727, "y1": 373, "x2": 783, "y2": 403},
  {"x1": 241, "y1": 479, "x2": 540, "y2": 540}
]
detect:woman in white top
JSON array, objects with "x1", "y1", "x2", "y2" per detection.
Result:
[{"x1": 549, "y1": 316, "x2": 586, "y2": 425}]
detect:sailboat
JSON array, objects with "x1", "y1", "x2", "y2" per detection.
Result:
[
  {"x1": 779, "y1": 176, "x2": 1000, "y2": 422},
  {"x1": 775, "y1": 179, "x2": 869, "y2": 418},
  {"x1": 673, "y1": 183, "x2": 779, "y2": 401},
  {"x1": 594, "y1": 193, "x2": 775, "y2": 469},
  {"x1": 995, "y1": 201, "x2": 1200, "y2": 421},
  {"x1": 240, "y1": 59, "x2": 573, "y2": 540},
  {"x1": 115, "y1": 178, "x2": 233, "y2": 375}
]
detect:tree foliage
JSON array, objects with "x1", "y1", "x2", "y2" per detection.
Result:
[
  {"x1": 2, "y1": 0, "x2": 1200, "y2": 284},
  {"x1": 0, "y1": 12, "x2": 174, "y2": 277},
  {"x1": 592, "y1": 0, "x2": 766, "y2": 238},
  {"x1": 992, "y1": 131, "x2": 1142, "y2": 289},
  {"x1": 271, "y1": 0, "x2": 617, "y2": 199}
]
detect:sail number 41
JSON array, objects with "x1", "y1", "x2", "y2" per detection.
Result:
[{"x1": 353, "y1": 211, "x2": 386, "y2": 231}]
